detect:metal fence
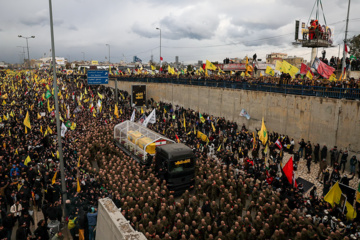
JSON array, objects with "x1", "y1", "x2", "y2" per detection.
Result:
[{"x1": 113, "y1": 77, "x2": 360, "y2": 100}]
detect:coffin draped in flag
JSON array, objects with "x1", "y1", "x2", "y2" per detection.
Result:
[
  {"x1": 312, "y1": 57, "x2": 335, "y2": 79},
  {"x1": 282, "y1": 157, "x2": 298, "y2": 188}
]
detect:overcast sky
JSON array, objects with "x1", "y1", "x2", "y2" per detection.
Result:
[{"x1": 1, "y1": 0, "x2": 359, "y2": 64}]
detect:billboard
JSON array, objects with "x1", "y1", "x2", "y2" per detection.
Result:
[
  {"x1": 91, "y1": 60, "x2": 99, "y2": 65},
  {"x1": 131, "y1": 85, "x2": 146, "y2": 107}
]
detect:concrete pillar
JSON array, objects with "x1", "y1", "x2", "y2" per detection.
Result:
[{"x1": 310, "y1": 48, "x2": 317, "y2": 66}]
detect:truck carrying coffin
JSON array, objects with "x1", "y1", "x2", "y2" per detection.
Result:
[{"x1": 114, "y1": 120, "x2": 195, "y2": 194}]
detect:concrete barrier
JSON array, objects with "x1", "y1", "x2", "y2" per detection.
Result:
[
  {"x1": 97, "y1": 198, "x2": 146, "y2": 240},
  {"x1": 107, "y1": 80, "x2": 360, "y2": 164}
]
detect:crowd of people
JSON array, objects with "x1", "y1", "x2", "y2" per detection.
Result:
[{"x1": 0, "y1": 69, "x2": 359, "y2": 240}]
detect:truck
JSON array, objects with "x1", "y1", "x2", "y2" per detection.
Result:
[{"x1": 114, "y1": 120, "x2": 195, "y2": 194}]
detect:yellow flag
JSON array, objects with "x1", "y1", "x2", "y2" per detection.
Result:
[
  {"x1": 258, "y1": 117, "x2": 268, "y2": 145},
  {"x1": 97, "y1": 92, "x2": 104, "y2": 99},
  {"x1": 40, "y1": 126, "x2": 43, "y2": 134},
  {"x1": 23, "y1": 111, "x2": 31, "y2": 129},
  {"x1": 8, "y1": 130, "x2": 11, "y2": 136},
  {"x1": 324, "y1": 182, "x2": 342, "y2": 207},
  {"x1": 2, "y1": 100, "x2": 6, "y2": 106},
  {"x1": 77, "y1": 157, "x2": 81, "y2": 168},
  {"x1": 48, "y1": 100, "x2": 51, "y2": 113},
  {"x1": 56, "y1": 151, "x2": 59, "y2": 159},
  {"x1": 328, "y1": 74, "x2": 337, "y2": 81},
  {"x1": 183, "y1": 117, "x2": 186, "y2": 131},
  {"x1": 141, "y1": 107, "x2": 144, "y2": 114},
  {"x1": 52, "y1": 171, "x2": 58, "y2": 185},
  {"x1": 77, "y1": 178, "x2": 81, "y2": 193},
  {"x1": 345, "y1": 201, "x2": 357, "y2": 220},
  {"x1": 151, "y1": 65, "x2": 156, "y2": 71},
  {"x1": 306, "y1": 71, "x2": 313, "y2": 80},
  {"x1": 282, "y1": 60, "x2": 299, "y2": 77},
  {"x1": 217, "y1": 145, "x2": 221, "y2": 152},
  {"x1": 206, "y1": 60, "x2": 217, "y2": 71},
  {"x1": 114, "y1": 105, "x2": 119, "y2": 118},
  {"x1": 24, "y1": 155, "x2": 31, "y2": 166},
  {"x1": 10, "y1": 111, "x2": 14, "y2": 117},
  {"x1": 44, "y1": 129, "x2": 48, "y2": 137},
  {"x1": 37, "y1": 113, "x2": 41, "y2": 119},
  {"x1": 265, "y1": 66, "x2": 275, "y2": 76},
  {"x1": 275, "y1": 60, "x2": 283, "y2": 71},
  {"x1": 211, "y1": 122, "x2": 216, "y2": 132},
  {"x1": 84, "y1": 88, "x2": 88, "y2": 95},
  {"x1": 25, "y1": 127, "x2": 28, "y2": 134},
  {"x1": 47, "y1": 126, "x2": 53, "y2": 134}
]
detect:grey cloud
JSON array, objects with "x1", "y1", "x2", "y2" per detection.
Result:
[
  {"x1": 132, "y1": 23, "x2": 159, "y2": 38},
  {"x1": 68, "y1": 25, "x2": 78, "y2": 31}
]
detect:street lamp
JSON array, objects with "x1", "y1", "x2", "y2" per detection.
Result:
[
  {"x1": 81, "y1": 52, "x2": 85, "y2": 62},
  {"x1": 156, "y1": 27, "x2": 162, "y2": 72},
  {"x1": 17, "y1": 46, "x2": 26, "y2": 66},
  {"x1": 106, "y1": 44, "x2": 111, "y2": 64},
  {"x1": 18, "y1": 35, "x2": 35, "y2": 69}
]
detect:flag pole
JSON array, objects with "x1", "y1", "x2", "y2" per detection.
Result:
[
  {"x1": 48, "y1": 0, "x2": 67, "y2": 214},
  {"x1": 341, "y1": 0, "x2": 351, "y2": 74}
]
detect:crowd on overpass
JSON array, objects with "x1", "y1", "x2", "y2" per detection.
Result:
[{"x1": 0, "y1": 69, "x2": 359, "y2": 240}]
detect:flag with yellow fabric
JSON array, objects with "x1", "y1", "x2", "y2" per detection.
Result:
[
  {"x1": 151, "y1": 65, "x2": 156, "y2": 71},
  {"x1": 199, "y1": 113, "x2": 205, "y2": 123},
  {"x1": 141, "y1": 107, "x2": 144, "y2": 114},
  {"x1": 258, "y1": 117, "x2": 268, "y2": 145},
  {"x1": 114, "y1": 105, "x2": 119, "y2": 118},
  {"x1": 52, "y1": 171, "x2": 58, "y2": 185},
  {"x1": 211, "y1": 122, "x2": 216, "y2": 132},
  {"x1": 23, "y1": 111, "x2": 31, "y2": 129},
  {"x1": 324, "y1": 182, "x2": 342, "y2": 207},
  {"x1": 306, "y1": 71, "x2": 313, "y2": 80},
  {"x1": 24, "y1": 155, "x2": 31, "y2": 166},
  {"x1": 265, "y1": 66, "x2": 275, "y2": 76},
  {"x1": 77, "y1": 178, "x2": 81, "y2": 193},
  {"x1": 97, "y1": 92, "x2": 104, "y2": 99},
  {"x1": 206, "y1": 60, "x2": 217, "y2": 71},
  {"x1": 282, "y1": 60, "x2": 299, "y2": 77},
  {"x1": 47, "y1": 126, "x2": 53, "y2": 134},
  {"x1": 275, "y1": 61, "x2": 283, "y2": 71},
  {"x1": 37, "y1": 113, "x2": 41, "y2": 119},
  {"x1": 328, "y1": 74, "x2": 337, "y2": 81}
]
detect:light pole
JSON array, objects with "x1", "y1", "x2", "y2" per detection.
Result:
[
  {"x1": 81, "y1": 52, "x2": 85, "y2": 62},
  {"x1": 17, "y1": 46, "x2": 26, "y2": 66},
  {"x1": 48, "y1": 0, "x2": 67, "y2": 216},
  {"x1": 18, "y1": 35, "x2": 35, "y2": 69},
  {"x1": 156, "y1": 27, "x2": 161, "y2": 72},
  {"x1": 106, "y1": 44, "x2": 111, "y2": 64}
]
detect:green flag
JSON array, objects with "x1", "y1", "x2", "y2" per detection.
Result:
[
  {"x1": 65, "y1": 120, "x2": 71, "y2": 128},
  {"x1": 45, "y1": 90, "x2": 52, "y2": 99}
]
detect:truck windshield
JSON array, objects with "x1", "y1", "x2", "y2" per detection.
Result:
[{"x1": 169, "y1": 158, "x2": 194, "y2": 173}]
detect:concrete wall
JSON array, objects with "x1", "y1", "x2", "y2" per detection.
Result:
[
  {"x1": 108, "y1": 80, "x2": 360, "y2": 155},
  {"x1": 97, "y1": 198, "x2": 146, "y2": 240}
]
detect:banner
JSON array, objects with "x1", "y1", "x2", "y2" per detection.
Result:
[{"x1": 312, "y1": 58, "x2": 335, "y2": 79}]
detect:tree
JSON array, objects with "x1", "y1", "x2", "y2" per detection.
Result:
[{"x1": 349, "y1": 34, "x2": 360, "y2": 58}]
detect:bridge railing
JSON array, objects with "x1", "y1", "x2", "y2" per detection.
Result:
[{"x1": 112, "y1": 77, "x2": 360, "y2": 100}]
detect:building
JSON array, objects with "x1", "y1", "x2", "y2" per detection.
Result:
[
  {"x1": 266, "y1": 53, "x2": 288, "y2": 65},
  {"x1": 285, "y1": 56, "x2": 305, "y2": 68}
]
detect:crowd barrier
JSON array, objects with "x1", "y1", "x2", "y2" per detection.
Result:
[{"x1": 111, "y1": 77, "x2": 360, "y2": 100}]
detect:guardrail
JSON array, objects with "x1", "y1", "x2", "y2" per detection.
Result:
[{"x1": 111, "y1": 77, "x2": 360, "y2": 100}]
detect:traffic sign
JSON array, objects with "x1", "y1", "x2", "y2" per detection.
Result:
[{"x1": 87, "y1": 70, "x2": 109, "y2": 85}]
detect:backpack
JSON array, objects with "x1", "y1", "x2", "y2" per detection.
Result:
[{"x1": 68, "y1": 217, "x2": 78, "y2": 230}]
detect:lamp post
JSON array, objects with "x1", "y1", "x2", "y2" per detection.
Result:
[
  {"x1": 48, "y1": 0, "x2": 67, "y2": 215},
  {"x1": 106, "y1": 44, "x2": 111, "y2": 64},
  {"x1": 18, "y1": 35, "x2": 35, "y2": 69},
  {"x1": 81, "y1": 52, "x2": 85, "y2": 62},
  {"x1": 156, "y1": 27, "x2": 161, "y2": 72},
  {"x1": 17, "y1": 46, "x2": 26, "y2": 66}
]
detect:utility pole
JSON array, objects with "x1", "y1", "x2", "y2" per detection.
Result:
[
  {"x1": 48, "y1": 0, "x2": 67, "y2": 214},
  {"x1": 342, "y1": 0, "x2": 351, "y2": 74}
]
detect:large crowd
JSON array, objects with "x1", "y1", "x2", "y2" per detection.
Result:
[{"x1": 0, "y1": 69, "x2": 359, "y2": 240}]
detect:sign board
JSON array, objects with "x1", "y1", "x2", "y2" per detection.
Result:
[
  {"x1": 131, "y1": 85, "x2": 146, "y2": 107},
  {"x1": 91, "y1": 60, "x2": 99, "y2": 65},
  {"x1": 87, "y1": 70, "x2": 109, "y2": 85}
]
